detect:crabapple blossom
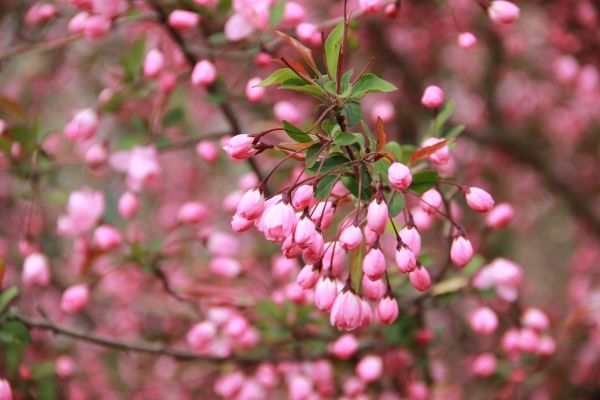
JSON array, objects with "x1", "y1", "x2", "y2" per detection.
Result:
[
  {"x1": 469, "y1": 306, "x2": 499, "y2": 335},
  {"x1": 22, "y1": 253, "x2": 50, "y2": 287},
  {"x1": 168, "y1": 10, "x2": 200, "y2": 30},
  {"x1": 488, "y1": 1, "x2": 520, "y2": 24},
  {"x1": 60, "y1": 284, "x2": 90, "y2": 314},
  {"x1": 421, "y1": 85, "x2": 445, "y2": 109}
]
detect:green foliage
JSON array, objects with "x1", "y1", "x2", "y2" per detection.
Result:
[
  {"x1": 306, "y1": 155, "x2": 349, "y2": 174},
  {"x1": 340, "y1": 101, "x2": 362, "y2": 127},
  {"x1": 0, "y1": 286, "x2": 18, "y2": 314},
  {"x1": 408, "y1": 170, "x2": 439, "y2": 193},
  {"x1": 351, "y1": 73, "x2": 397, "y2": 99},
  {"x1": 162, "y1": 107, "x2": 185, "y2": 128},
  {"x1": 387, "y1": 193, "x2": 406, "y2": 217},
  {"x1": 283, "y1": 121, "x2": 313, "y2": 143},
  {"x1": 324, "y1": 22, "x2": 344, "y2": 81},
  {"x1": 315, "y1": 175, "x2": 339, "y2": 199},
  {"x1": 269, "y1": 0, "x2": 286, "y2": 26},
  {"x1": 0, "y1": 321, "x2": 31, "y2": 344},
  {"x1": 123, "y1": 36, "x2": 146, "y2": 84},
  {"x1": 257, "y1": 68, "x2": 299, "y2": 87}
]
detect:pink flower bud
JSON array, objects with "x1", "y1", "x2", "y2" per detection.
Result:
[
  {"x1": 210, "y1": 257, "x2": 241, "y2": 278},
  {"x1": 214, "y1": 371, "x2": 245, "y2": 398},
  {"x1": 168, "y1": 10, "x2": 200, "y2": 30},
  {"x1": 231, "y1": 214, "x2": 254, "y2": 232},
  {"x1": 356, "y1": 355, "x2": 383, "y2": 383},
  {"x1": 395, "y1": 244, "x2": 416, "y2": 273},
  {"x1": 501, "y1": 328, "x2": 521, "y2": 355},
  {"x1": 363, "y1": 247, "x2": 386, "y2": 281},
  {"x1": 465, "y1": 187, "x2": 495, "y2": 212},
  {"x1": 409, "y1": 264, "x2": 431, "y2": 292},
  {"x1": 370, "y1": 100, "x2": 395, "y2": 123},
  {"x1": 384, "y1": 3, "x2": 399, "y2": 17},
  {"x1": 223, "y1": 134, "x2": 255, "y2": 160},
  {"x1": 458, "y1": 32, "x2": 477, "y2": 49},
  {"x1": 323, "y1": 242, "x2": 346, "y2": 277},
  {"x1": 262, "y1": 202, "x2": 297, "y2": 243},
  {"x1": 282, "y1": 235, "x2": 302, "y2": 258},
  {"x1": 283, "y1": 2, "x2": 306, "y2": 24},
  {"x1": 0, "y1": 379, "x2": 12, "y2": 400},
  {"x1": 64, "y1": 109, "x2": 99, "y2": 142},
  {"x1": 485, "y1": 203, "x2": 514, "y2": 229},
  {"x1": 537, "y1": 336, "x2": 556, "y2": 356},
  {"x1": 471, "y1": 353, "x2": 497, "y2": 377},
  {"x1": 236, "y1": 189, "x2": 265, "y2": 220},
  {"x1": 143, "y1": 49, "x2": 165, "y2": 79},
  {"x1": 254, "y1": 52, "x2": 271, "y2": 67},
  {"x1": 93, "y1": 225, "x2": 123, "y2": 250},
  {"x1": 359, "y1": 0, "x2": 384, "y2": 14},
  {"x1": 315, "y1": 276, "x2": 338, "y2": 312},
  {"x1": 407, "y1": 381, "x2": 429, "y2": 400},
  {"x1": 518, "y1": 328, "x2": 540, "y2": 353},
  {"x1": 25, "y1": 3, "x2": 58, "y2": 26},
  {"x1": 421, "y1": 85, "x2": 445, "y2": 109},
  {"x1": 362, "y1": 275, "x2": 386, "y2": 301},
  {"x1": 330, "y1": 289, "x2": 363, "y2": 331},
  {"x1": 388, "y1": 162, "x2": 412, "y2": 191},
  {"x1": 450, "y1": 235, "x2": 473, "y2": 267},
  {"x1": 521, "y1": 308, "x2": 549, "y2": 331},
  {"x1": 310, "y1": 201, "x2": 334, "y2": 229},
  {"x1": 56, "y1": 355, "x2": 76, "y2": 378},
  {"x1": 294, "y1": 216, "x2": 316, "y2": 248},
  {"x1": 296, "y1": 264, "x2": 319, "y2": 289},
  {"x1": 83, "y1": 15, "x2": 111, "y2": 40},
  {"x1": 420, "y1": 188, "x2": 442, "y2": 215},
  {"x1": 272, "y1": 255, "x2": 298, "y2": 280},
  {"x1": 360, "y1": 297, "x2": 373, "y2": 327},
  {"x1": 191, "y1": 60, "x2": 217, "y2": 88},
  {"x1": 158, "y1": 71, "x2": 177, "y2": 93},
  {"x1": 69, "y1": 12, "x2": 89, "y2": 34},
  {"x1": 84, "y1": 144, "x2": 108, "y2": 167},
  {"x1": 330, "y1": 334, "x2": 359, "y2": 360},
  {"x1": 22, "y1": 252, "x2": 50, "y2": 287},
  {"x1": 288, "y1": 375, "x2": 313, "y2": 400},
  {"x1": 60, "y1": 284, "x2": 90, "y2": 314},
  {"x1": 343, "y1": 376, "x2": 365, "y2": 397},
  {"x1": 118, "y1": 191, "x2": 139, "y2": 219},
  {"x1": 375, "y1": 296, "x2": 399, "y2": 325},
  {"x1": 400, "y1": 225, "x2": 421, "y2": 257},
  {"x1": 339, "y1": 224, "x2": 363, "y2": 251},
  {"x1": 186, "y1": 321, "x2": 217, "y2": 353},
  {"x1": 195, "y1": 140, "x2": 219, "y2": 163},
  {"x1": 177, "y1": 202, "x2": 208, "y2": 224},
  {"x1": 488, "y1": 1, "x2": 520, "y2": 24},
  {"x1": 194, "y1": 0, "x2": 218, "y2": 6},
  {"x1": 421, "y1": 137, "x2": 450, "y2": 165},
  {"x1": 291, "y1": 185, "x2": 314, "y2": 210},
  {"x1": 469, "y1": 306, "x2": 498, "y2": 335},
  {"x1": 274, "y1": 101, "x2": 302, "y2": 125},
  {"x1": 245, "y1": 77, "x2": 266, "y2": 102},
  {"x1": 224, "y1": 315, "x2": 249, "y2": 338},
  {"x1": 367, "y1": 199, "x2": 388, "y2": 234},
  {"x1": 295, "y1": 22, "x2": 318, "y2": 43}
]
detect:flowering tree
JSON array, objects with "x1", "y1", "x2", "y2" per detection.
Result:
[{"x1": 0, "y1": 0, "x2": 599, "y2": 398}]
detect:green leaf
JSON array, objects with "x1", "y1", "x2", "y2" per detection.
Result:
[
  {"x1": 340, "y1": 69, "x2": 353, "y2": 97},
  {"x1": 442, "y1": 124, "x2": 465, "y2": 139},
  {"x1": 350, "y1": 245, "x2": 364, "y2": 292},
  {"x1": 408, "y1": 170, "x2": 439, "y2": 194},
  {"x1": 351, "y1": 73, "x2": 397, "y2": 99},
  {"x1": 0, "y1": 321, "x2": 31, "y2": 344},
  {"x1": 306, "y1": 155, "x2": 349, "y2": 174},
  {"x1": 333, "y1": 132, "x2": 359, "y2": 146},
  {"x1": 0, "y1": 286, "x2": 18, "y2": 314},
  {"x1": 257, "y1": 68, "x2": 298, "y2": 87},
  {"x1": 383, "y1": 141, "x2": 403, "y2": 161},
  {"x1": 462, "y1": 255, "x2": 485, "y2": 277},
  {"x1": 388, "y1": 194, "x2": 406, "y2": 217},
  {"x1": 279, "y1": 79, "x2": 325, "y2": 98},
  {"x1": 431, "y1": 100, "x2": 455, "y2": 135},
  {"x1": 283, "y1": 121, "x2": 312, "y2": 143},
  {"x1": 162, "y1": 108, "x2": 185, "y2": 128},
  {"x1": 101, "y1": 92, "x2": 125, "y2": 112},
  {"x1": 400, "y1": 144, "x2": 417, "y2": 164},
  {"x1": 340, "y1": 101, "x2": 362, "y2": 127},
  {"x1": 315, "y1": 175, "x2": 338, "y2": 199},
  {"x1": 361, "y1": 121, "x2": 375, "y2": 151},
  {"x1": 123, "y1": 36, "x2": 146, "y2": 83},
  {"x1": 269, "y1": 0, "x2": 286, "y2": 27},
  {"x1": 207, "y1": 32, "x2": 227, "y2": 45},
  {"x1": 304, "y1": 143, "x2": 323, "y2": 169},
  {"x1": 340, "y1": 168, "x2": 372, "y2": 200},
  {"x1": 324, "y1": 21, "x2": 344, "y2": 81},
  {"x1": 205, "y1": 92, "x2": 227, "y2": 105}
]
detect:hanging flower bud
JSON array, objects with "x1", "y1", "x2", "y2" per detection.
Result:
[
  {"x1": 236, "y1": 189, "x2": 265, "y2": 220},
  {"x1": 450, "y1": 234, "x2": 474, "y2": 267},
  {"x1": 488, "y1": 1, "x2": 520, "y2": 24},
  {"x1": 359, "y1": 297, "x2": 373, "y2": 327},
  {"x1": 187, "y1": 321, "x2": 217, "y2": 353},
  {"x1": 292, "y1": 185, "x2": 314, "y2": 210},
  {"x1": 375, "y1": 295, "x2": 399, "y2": 325},
  {"x1": 420, "y1": 188, "x2": 443, "y2": 215},
  {"x1": 118, "y1": 191, "x2": 139, "y2": 219},
  {"x1": 330, "y1": 334, "x2": 359, "y2": 360},
  {"x1": 177, "y1": 202, "x2": 208, "y2": 224},
  {"x1": 359, "y1": 0, "x2": 384, "y2": 14},
  {"x1": 330, "y1": 288, "x2": 363, "y2": 331},
  {"x1": 362, "y1": 246, "x2": 386, "y2": 281},
  {"x1": 143, "y1": 49, "x2": 165, "y2": 79},
  {"x1": 521, "y1": 308, "x2": 550, "y2": 331},
  {"x1": 314, "y1": 276, "x2": 338, "y2": 312},
  {"x1": 421, "y1": 85, "x2": 445, "y2": 109},
  {"x1": 367, "y1": 199, "x2": 388, "y2": 234},
  {"x1": 296, "y1": 264, "x2": 320, "y2": 289},
  {"x1": 471, "y1": 353, "x2": 497, "y2": 377},
  {"x1": 421, "y1": 137, "x2": 450, "y2": 165},
  {"x1": 465, "y1": 187, "x2": 495, "y2": 212},
  {"x1": 223, "y1": 134, "x2": 256, "y2": 160},
  {"x1": 395, "y1": 243, "x2": 416, "y2": 273},
  {"x1": 0, "y1": 379, "x2": 12, "y2": 400},
  {"x1": 245, "y1": 77, "x2": 266, "y2": 103},
  {"x1": 302, "y1": 231, "x2": 324, "y2": 264},
  {"x1": 339, "y1": 224, "x2": 363, "y2": 251},
  {"x1": 22, "y1": 252, "x2": 50, "y2": 287},
  {"x1": 388, "y1": 162, "x2": 412, "y2": 191},
  {"x1": 195, "y1": 140, "x2": 219, "y2": 164},
  {"x1": 64, "y1": 108, "x2": 99, "y2": 142},
  {"x1": 61, "y1": 284, "x2": 90, "y2": 314},
  {"x1": 362, "y1": 275, "x2": 386, "y2": 301},
  {"x1": 191, "y1": 60, "x2": 217, "y2": 88},
  {"x1": 294, "y1": 216, "x2": 316, "y2": 248},
  {"x1": 168, "y1": 10, "x2": 200, "y2": 30},
  {"x1": 400, "y1": 224, "x2": 421, "y2": 257},
  {"x1": 485, "y1": 203, "x2": 514, "y2": 229},
  {"x1": 409, "y1": 264, "x2": 431, "y2": 291},
  {"x1": 469, "y1": 306, "x2": 498, "y2": 335},
  {"x1": 458, "y1": 32, "x2": 477, "y2": 49},
  {"x1": 356, "y1": 355, "x2": 383, "y2": 383},
  {"x1": 93, "y1": 225, "x2": 123, "y2": 251}
]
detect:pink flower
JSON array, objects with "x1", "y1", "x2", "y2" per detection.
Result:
[
  {"x1": 395, "y1": 244, "x2": 416, "y2": 273},
  {"x1": 488, "y1": 1, "x2": 520, "y2": 24},
  {"x1": 57, "y1": 188, "x2": 104, "y2": 236},
  {"x1": 231, "y1": 214, "x2": 254, "y2": 232},
  {"x1": 363, "y1": 247, "x2": 386, "y2": 281},
  {"x1": 288, "y1": 374, "x2": 313, "y2": 400},
  {"x1": 537, "y1": 336, "x2": 556, "y2": 356},
  {"x1": 521, "y1": 308, "x2": 550, "y2": 331},
  {"x1": 409, "y1": 264, "x2": 431, "y2": 291},
  {"x1": 471, "y1": 353, "x2": 497, "y2": 377},
  {"x1": 143, "y1": 49, "x2": 165, "y2": 79},
  {"x1": 485, "y1": 203, "x2": 514, "y2": 229},
  {"x1": 22, "y1": 252, "x2": 50, "y2": 287},
  {"x1": 469, "y1": 306, "x2": 498, "y2": 335},
  {"x1": 210, "y1": 257, "x2": 241, "y2": 278},
  {"x1": 367, "y1": 199, "x2": 388, "y2": 234},
  {"x1": 84, "y1": 144, "x2": 107, "y2": 167},
  {"x1": 25, "y1": 3, "x2": 58, "y2": 26},
  {"x1": 330, "y1": 334, "x2": 359, "y2": 360},
  {"x1": 0, "y1": 379, "x2": 12, "y2": 400},
  {"x1": 339, "y1": 224, "x2": 363, "y2": 251},
  {"x1": 262, "y1": 202, "x2": 297, "y2": 242},
  {"x1": 118, "y1": 191, "x2": 139, "y2": 219},
  {"x1": 236, "y1": 189, "x2": 265, "y2": 220},
  {"x1": 458, "y1": 32, "x2": 477, "y2": 49},
  {"x1": 421, "y1": 137, "x2": 450, "y2": 165},
  {"x1": 450, "y1": 235, "x2": 474, "y2": 267},
  {"x1": 359, "y1": 0, "x2": 384, "y2": 14},
  {"x1": 518, "y1": 328, "x2": 540, "y2": 353},
  {"x1": 400, "y1": 225, "x2": 421, "y2": 257},
  {"x1": 421, "y1": 85, "x2": 445, "y2": 109},
  {"x1": 168, "y1": 10, "x2": 200, "y2": 30},
  {"x1": 314, "y1": 276, "x2": 338, "y2": 312},
  {"x1": 375, "y1": 296, "x2": 399, "y2": 325},
  {"x1": 109, "y1": 145, "x2": 161, "y2": 191},
  {"x1": 465, "y1": 187, "x2": 495, "y2": 212},
  {"x1": 224, "y1": 0, "x2": 270, "y2": 41},
  {"x1": 223, "y1": 134, "x2": 256, "y2": 160},
  {"x1": 64, "y1": 108, "x2": 99, "y2": 142},
  {"x1": 61, "y1": 284, "x2": 90, "y2": 314},
  {"x1": 420, "y1": 188, "x2": 442, "y2": 215},
  {"x1": 330, "y1": 289, "x2": 363, "y2": 331},
  {"x1": 296, "y1": 264, "x2": 320, "y2": 289},
  {"x1": 292, "y1": 185, "x2": 314, "y2": 210},
  {"x1": 388, "y1": 162, "x2": 412, "y2": 191},
  {"x1": 294, "y1": 216, "x2": 316, "y2": 248},
  {"x1": 245, "y1": 77, "x2": 266, "y2": 102},
  {"x1": 501, "y1": 328, "x2": 521, "y2": 355},
  {"x1": 56, "y1": 355, "x2": 76, "y2": 378},
  {"x1": 362, "y1": 275, "x2": 386, "y2": 301},
  {"x1": 195, "y1": 140, "x2": 219, "y2": 163},
  {"x1": 283, "y1": 2, "x2": 306, "y2": 24},
  {"x1": 356, "y1": 355, "x2": 383, "y2": 383},
  {"x1": 68, "y1": 12, "x2": 89, "y2": 34},
  {"x1": 83, "y1": 15, "x2": 111, "y2": 40},
  {"x1": 187, "y1": 321, "x2": 217, "y2": 353},
  {"x1": 191, "y1": 60, "x2": 217, "y2": 88},
  {"x1": 93, "y1": 225, "x2": 123, "y2": 250},
  {"x1": 214, "y1": 371, "x2": 245, "y2": 398}
]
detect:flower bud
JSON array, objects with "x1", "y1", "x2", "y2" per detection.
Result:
[
  {"x1": 314, "y1": 276, "x2": 338, "y2": 312},
  {"x1": 209, "y1": 257, "x2": 241, "y2": 278},
  {"x1": 262, "y1": 202, "x2": 297, "y2": 243},
  {"x1": 388, "y1": 162, "x2": 412, "y2": 191},
  {"x1": 0, "y1": 379, "x2": 12, "y2": 400},
  {"x1": 465, "y1": 187, "x2": 495, "y2": 212},
  {"x1": 407, "y1": 381, "x2": 429, "y2": 400},
  {"x1": 69, "y1": 12, "x2": 89, "y2": 34},
  {"x1": 223, "y1": 134, "x2": 255, "y2": 160},
  {"x1": 400, "y1": 225, "x2": 421, "y2": 257},
  {"x1": 339, "y1": 224, "x2": 363, "y2": 251},
  {"x1": 83, "y1": 15, "x2": 111, "y2": 40},
  {"x1": 521, "y1": 308, "x2": 550, "y2": 331},
  {"x1": 177, "y1": 202, "x2": 208, "y2": 224},
  {"x1": 64, "y1": 109, "x2": 99, "y2": 142},
  {"x1": 367, "y1": 199, "x2": 388, "y2": 235},
  {"x1": 458, "y1": 32, "x2": 477, "y2": 49},
  {"x1": 61, "y1": 284, "x2": 90, "y2": 314},
  {"x1": 56, "y1": 355, "x2": 76, "y2": 378},
  {"x1": 236, "y1": 189, "x2": 265, "y2": 220},
  {"x1": 22, "y1": 252, "x2": 50, "y2": 287},
  {"x1": 291, "y1": 185, "x2": 314, "y2": 210},
  {"x1": 362, "y1": 247, "x2": 386, "y2": 281},
  {"x1": 330, "y1": 289, "x2": 363, "y2": 331},
  {"x1": 191, "y1": 60, "x2": 217, "y2": 88},
  {"x1": 537, "y1": 336, "x2": 556, "y2": 356},
  {"x1": 295, "y1": 22, "x2": 318, "y2": 43},
  {"x1": 518, "y1": 328, "x2": 539, "y2": 353},
  {"x1": 395, "y1": 244, "x2": 416, "y2": 273},
  {"x1": 359, "y1": 297, "x2": 373, "y2": 327},
  {"x1": 450, "y1": 235, "x2": 473, "y2": 267},
  {"x1": 469, "y1": 306, "x2": 498, "y2": 335},
  {"x1": 421, "y1": 85, "x2": 444, "y2": 109},
  {"x1": 93, "y1": 225, "x2": 123, "y2": 250},
  {"x1": 375, "y1": 295, "x2": 399, "y2": 325},
  {"x1": 359, "y1": 0, "x2": 384, "y2": 14},
  {"x1": 471, "y1": 353, "x2": 497, "y2": 377},
  {"x1": 362, "y1": 275, "x2": 386, "y2": 301},
  {"x1": 168, "y1": 10, "x2": 200, "y2": 30},
  {"x1": 485, "y1": 203, "x2": 514, "y2": 229},
  {"x1": 409, "y1": 264, "x2": 431, "y2": 292},
  {"x1": 356, "y1": 355, "x2": 383, "y2": 383},
  {"x1": 488, "y1": 1, "x2": 520, "y2": 24},
  {"x1": 294, "y1": 216, "x2": 316, "y2": 248},
  {"x1": 274, "y1": 101, "x2": 302, "y2": 125},
  {"x1": 245, "y1": 77, "x2": 266, "y2": 102},
  {"x1": 118, "y1": 191, "x2": 139, "y2": 219},
  {"x1": 296, "y1": 264, "x2": 319, "y2": 289},
  {"x1": 143, "y1": 49, "x2": 164, "y2": 79},
  {"x1": 195, "y1": 140, "x2": 219, "y2": 163},
  {"x1": 231, "y1": 214, "x2": 254, "y2": 232},
  {"x1": 421, "y1": 137, "x2": 450, "y2": 165},
  {"x1": 330, "y1": 334, "x2": 359, "y2": 360},
  {"x1": 158, "y1": 71, "x2": 177, "y2": 93},
  {"x1": 84, "y1": 144, "x2": 107, "y2": 167}
]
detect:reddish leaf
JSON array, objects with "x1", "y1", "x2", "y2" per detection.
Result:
[
  {"x1": 275, "y1": 31, "x2": 319, "y2": 73},
  {"x1": 274, "y1": 58, "x2": 311, "y2": 82},
  {"x1": 375, "y1": 116, "x2": 387, "y2": 152},
  {"x1": 409, "y1": 138, "x2": 451, "y2": 165}
]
